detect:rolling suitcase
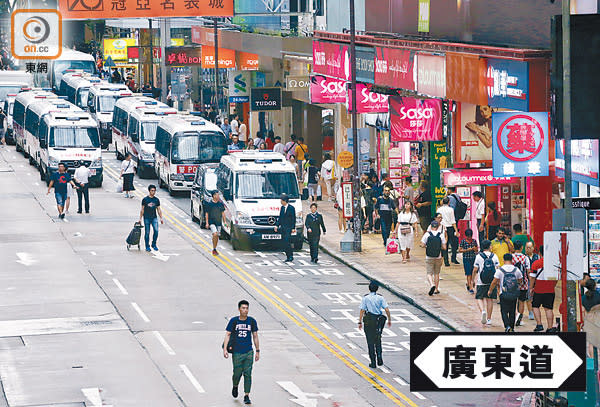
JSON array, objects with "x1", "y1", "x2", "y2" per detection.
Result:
[
  {"x1": 302, "y1": 187, "x2": 309, "y2": 200},
  {"x1": 126, "y1": 222, "x2": 143, "y2": 251}
]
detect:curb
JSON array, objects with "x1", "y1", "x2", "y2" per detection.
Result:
[{"x1": 317, "y1": 240, "x2": 468, "y2": 332}]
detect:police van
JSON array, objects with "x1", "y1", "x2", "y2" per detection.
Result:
[
  {"x1": 112, "y1": 96, "x2": 175, "y2": 177},
  {"x1": 58, "y1": 71, "x2": 102, "y2": 109},
  {"x1": 87, "y1": 83, "x2": 132, "y2": 148},
  {"x1": 23, "y1": 99, "x2": 81, "y2": 171},
  {"x1": 0, "y1": 70, "x2": 33, "y2": 104},
  {"x1": 3, "y1": 94, "x2": 17, "y2": 144},
  {"x1": 154, "y1": 115, "x2": 228, "y2": 195},
  {"x1": 215, "y1": 151, "x2": 303, "y2": 250},
  {"x1": 13, "y1": 90, "x2": 58, "y2": 155},
  {"x1": 38, "y1": 112, "x2": 103, "y2": 187}
]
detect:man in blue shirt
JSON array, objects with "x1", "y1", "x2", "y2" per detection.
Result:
[
  {"x1": 221, "y1": 117, "x2": 232, "y2": 138},
  {"x1": 223, "y1": 300, "x2": 260, "y2": 405},
  {"x1": 46, "y1": 162, "x2": 78, "y2": 219},
  {"x1": 358, "y1": 282, "x2": 392, "y2": 368}
]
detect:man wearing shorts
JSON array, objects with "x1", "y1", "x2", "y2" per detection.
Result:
[
  {"x1": 473, "y1": 239, "x2": 500, "y2": 326},
  {"x1": 530, "y1": 246, "x2": 558, "y2": 332},
  {"x1": 205, "y1": 191, "x2": 226, "y2": 256},
  {"x1": 47, "y1": 163, "x2": 78, "y2": 219},
  {"x1": 420, "y1": 221, "x2": 446, "y2": 296}
]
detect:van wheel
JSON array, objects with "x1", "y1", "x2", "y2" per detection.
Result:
[
  {"x1": 231, "y1": 224, "x2": 241, "y2": 250},
  {"x1": 168, "y1": 178, "x2": 175, "y2": 196},
  {"x1": 191, "y1": 202, "x2": 198, "y2": 222},
  {"x1": 28, "y1": 155, "x2": 34, "y2": 165},
  {"x1": 158, "y1": 171, "x2": 165, "y2": 188},
  {"x1": 116, "y1": 149, "x2": 123, "y2": 160},
  {"x1": 293, "y1": 240, "x2": 303, "y2": 251},
  {"x1": 39, "y1": 167, "x2": 44, "y2": 181}
]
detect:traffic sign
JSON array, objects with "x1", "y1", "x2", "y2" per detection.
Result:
[
  {"x1": 104, "y1": 56, "x2": 116, "y2": 67},
  {"x1": 341, "y1": 182, "x2": 353, "y2": 219},
  {"x1": 337, "y1": 151, "x2": 354, "y2": 168},
  {"x1": 410, "y1": 332, "x2": 586, "y2": 391}
]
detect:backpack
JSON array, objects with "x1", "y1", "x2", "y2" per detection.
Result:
[
  {"x1": 452, "y1": 194, "x2": 468, "y2": 220},
  {"x1": 479, "y1": 252, "x2": 496, "y2": 284},
  {"x1": 425, "y1": 232, "x2": 442, "y2": 258},
  {"x1": 501, "y1": 267, "x2": 520, "y2": 301}
]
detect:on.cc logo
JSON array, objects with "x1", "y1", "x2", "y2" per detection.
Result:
[
  {"x1": 22, "y1": 16, "x2": 50, "y2": 44},
  {"x1": 68, "y1": 0, "x2": 104, "y2": 11}
]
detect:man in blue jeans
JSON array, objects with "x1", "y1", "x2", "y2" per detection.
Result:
[
  {"x1": 374, "y1": 186, "x2": 397, "y2": 247},
  {"x1": 139, "y1": 184, "x2": 164, "y2": 252}
]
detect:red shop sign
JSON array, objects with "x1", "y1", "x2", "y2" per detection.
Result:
[
  {"x1": 374, "y1": 47, "x2": 415, "y2": 91},
  {"x1": 309, "y1": 75, "x2": 346, "y2": 104},
  {"x1": 165, "y1": 47, "x2": 201, "y2": 66},
  {"x1": 389, "y1": 96, "x2": 442, "y2": 142},
  {"x1": 312, "y1": 40, "x2": 349, "y2": 81},
  {"x1": 443, "y1": 169, "x2": 519, "y2": 186},
  {"x1": 416, "y1": 53, "x2": 446, "y2": 98},
  {"x1": 347, "y1": 83, "x2": 389, "y2": 113}
]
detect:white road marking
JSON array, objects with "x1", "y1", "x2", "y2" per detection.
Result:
[
  {"x1": 34, "y1": 182, "x2": 39, "y2": 186},
  {"x1": 90, "y1": 251, "x2": 97, "y2": 256},
  {"x1": 262, "y1": 277, "x2": 271, "y2": 283},
  {"x1": 380, "y1": 366, "x2": 391, "y2": 374},
  {"x1": 235, "y1": 257, "x2": 243, "y2": 262},
  {"x1": 105, "y1": 270, "x2": 113, "y2": 276},
  {"x1": 153, "y1": 331, "x2": 176, "y2": 355},
  {"x1": 131, "y1": 302, "x2": 150, "y2": 322},
  {"x1": 63, "y1": 218, "x2": 69, "y2": 223},
  {"x1": 394, "y1": 377, "x2": 408, "y2": 386},
  {"x1": 180, "y1": 364, "x2": 205, "y2": 393},
  {"x1": 448, "y1": 293, "x2": 471, "y2": 307},
  {"x1": 253, "y1": 271, "x2": 262, "y2": 276},
  {"x1": 284, "y1": 293, "x2": 292, "y2": 299},
  {"x1": 347, "y1": 342, "x2": 359, "y2": 350},
  {"x1": 15, "y1": 252, "x2": 37, "y2": 266},
  {"x1": 272, "y1": 285, "x2": 282, "y2": 291},
  {"x1": 333, "y1": 332, "x2": 344, "y2": 339},
  {"x1": 112, "y1": 279, "x2": 128, "y2": 295},
  {"x1": 320, "y1": 322, "x2": 332, "y2": 330},
  {"x1": 412, "y1": 392, "x2": 426, "y2": 400},
  {"x1": 192, "y1": 321, "x2": 204, "y2": 324},
  {"x1": 243, "y1": 263, "x2": 251, "y2": 269},
  {"x1": 361, "y1": 354, "x2": 370, "y2": 361},
  {"x1": 73, "y1": 232, "x2": 82, "y2": 237},
  {"x1": 225, "y1": 250, "x2": 234, "y2": 256},
  {"x1": 294, "y1": 301, "x2": 305, "y2": 308},
  {"x1": 306, "y1": 310, "x2": 316, "y2": 318},
  {"x1": 27, "y1": 172, "x2": 30, "y2": 176},
  {"x1": 277, "y1": 381, "x2": 332, "y2": 405},
  {"x1": 81, "y1": 387, "x2": 103, "y2": 406},
  {"x1": 186, "y1": 219, "x2": 192, "y2": 223}
]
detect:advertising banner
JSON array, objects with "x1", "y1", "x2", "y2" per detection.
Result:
[
  {"x1": 389, "y1": 96, "x2": 442, "y2": 142},
  {"x1": 104, "y1": 38, "x2": 136, "y2": 61},
  {"x1": 286, "y1": 76, "x2": 309, "y2": 91},
  {"x1": 487, "y1": 59, "x2": 529, "y2": 111},
  {"x1": 356, "y1": 46, "x2": 375, "y2": 83},
  {"x1": 312, "y1": 40, "x2": 349, "y2": 81},
  {"x1": 375, "y1": 47, "x2": 415, "y2": 90},
  {"x1": 239, "y1": 52, "x2": 259, "y2": 70},
  {"x1": 418, "y1": 0, "x2": 430, "y2": 32},
  {"x1": 127, "y1": 46, "x2": 160, "y2": 59},
  {"x1": 59, "y1": 0, "x2": 233, "y2": 19},
  {"x1": 250, "y1": 87, "x2": 282, "y2": 111},
  {"x1": 446, "y1": 53, "x2": 487, "y2": 106},
  {"x1": 416, "y1": 53, "x2": 446, "y2": 98},
  {"x1": 556, "y1": 140, "x2": 599, "y2": 186},
  {"x1": 430, "y1": 141, "x2": 450, "y2": 213},
  {"x1": 228, "y1": 71, "x2": 251, "y2": 103},
  {"x1": 492, "y1": 112, "x2": 550, "y2": 178},
  {"x1": 443, "y1": 169, "x2": 519, "y2": 186},
  {"x1": 347, "y1": 128, "x2": 371, "y2": 173},
  {"x1": 165, "y1": 47, "x2": 201, "y2": 66},
  {"x1": 347, "y1": 83, "x2": 389, "y2": 113},
  {"x1": 309, "y1": 75, "x2": 346, "y2": 104},
  {"x1": 191, "y1": 26, "x2": 219, "y2": 45},
  {"x1": 201, "y1": 46, "x2": 236, "y2": 69}
]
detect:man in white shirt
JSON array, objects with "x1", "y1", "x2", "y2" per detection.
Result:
[
  {"x1": 273, "y1": 136, "x2": 285, "y2": 155},
  {"x1": 473, "y1": 190, "x2": 485, "y2": 243},
  {"x1": 238, "y1": 117, "x2": 247, "y2": 142},
  {"x1": 487, "y1": 253, "x2": 523, "y2": 332},
  {"x1": 230, "y1": 115, "x2": 239, "y2": 137},
  {"x1": 473, "y1": 239, "x2": 500, "y2": 326},
  {"x1": 74, "y1": 161, "x2": 91, "y2": 214},
  {"x1": 420, "y1": 221, "x2": 447, "y2": 296},
  {"x1": 437, "y1": 197, "x2": 459, "y2": 266}
]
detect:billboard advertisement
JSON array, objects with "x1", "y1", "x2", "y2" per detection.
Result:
[
  {"x1": 104, "y1": 38, "x2": 136, "y2": 61},
  {"x1": 556, "y1": 140, "x2": 600, "y2": 187},
  {"x1": 374, "y1": 47, "x2": 415, "y2": 90},
  {"x1": 309, "y1": 75, "x2": 346, "y2": 104},
  {"x1": 455, "y1": 103, "x2": 494, "y2": 164},
  {"x1": 389, "y1": 96, "x2": 442, "y2": 142},
  {"x1": 201, "y1": 46, "x2": 236, "y2": 69},
  {"x1": 486, "y1": 58, "x2": 529, "y2": 111},
  {"x1": 59, "y1": 0, "x2": 233, "y2": 19},
  {"x1": 416, "y1": 53, "x2": 446, "y2": 98},
  {"x1": 312, "y1": 40, "x2": 349, "y2": 81},
  {"x1": 347, "y1": 83, "x2": 389, "y2": 113},
  {"x1": 228, "y1": 71, "x2": 251, "y2": 103}
]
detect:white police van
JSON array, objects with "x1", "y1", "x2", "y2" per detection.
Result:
[
  {"x1": 154, "y1": 114, "x2": 228, "y2": 195},
  {"x1": 23, "y1": 99, "x2": 81, "y2": 171},
  {"x1": 87, "y1": 83, "x2": 132, "y2": 148},
  {"x1": 0, "y1": 71, "x2": 33, "y2": 104},
  {"x1": 38, "y1": 112, "x2": 103, "y2": 187},
  {"x1": 216, "y1": 151, "x2": 303, "y2": 250},
  {"x1": 112, "y1": 96, "x2": 176, "y2": 177},
  {"x1": 58, "y1": 71, "x2": 102, "y2": 109},
  {"x1": 13, "y1": 90, "x2": 58, "y2": 155},
  {"x1": 3, "y1": 94, "x2": 18, "y2": 144}
]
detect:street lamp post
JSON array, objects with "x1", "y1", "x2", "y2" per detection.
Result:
[
  {"x1": 214, "y1": 18, "x2": 220, "y2": 116},
  {"x1": 349, "y1": 0, "x2": 361, "y2": 252}
]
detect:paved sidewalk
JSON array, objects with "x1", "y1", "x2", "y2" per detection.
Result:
[{"x1": 303, "y1": 198, "x2": 562, "y2": 332}]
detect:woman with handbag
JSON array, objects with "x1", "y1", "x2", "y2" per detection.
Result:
[
  {"x1": 120, "y1": 153, "x2": 136, "y2": 198},
  {"x1": 397, "y1": 201, "x2": 419, "y2": 263}
]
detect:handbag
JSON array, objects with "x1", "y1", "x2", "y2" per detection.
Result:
[
  {"x1": 222, "y1": 317, "x2": 238, "y2": 353},
  {"x1": 399, "y1": 223, "x2": 412, "y2": 235},
  {"x1": 386, "y1": 238, "x2": 399, "y2": 254}
]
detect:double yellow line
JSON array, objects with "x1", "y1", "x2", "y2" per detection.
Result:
[{"x1": 104, "y1": 164, "x2": 418, "y2": 407}]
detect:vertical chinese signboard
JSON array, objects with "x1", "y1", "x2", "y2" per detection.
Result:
[
  {"x1": 492, "y1": 112, "x2": 549, "y2": 178},
  {"x1": 486, "y1": 59, "x2": 529, "y2": 111},
  {"x1": 430, "y1": 140, "x2": 450, "y2": 214},
  {"x1": 417, "y1": 0, "x2": 430, "y2": 32}
]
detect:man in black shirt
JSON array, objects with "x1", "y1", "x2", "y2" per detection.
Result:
[
  {"x1": 206, "y1": 191, "x2": 226, "y2": 256},
  {"x1": 274, "y1": 194, "x2": 296, "y2": 262},
  {"x1": 374, "y1": 186, "x2": 397, "y2": 247},
  {"x1": 415, "y1": 181, "x2": 432, "y2": 234},
  {"x1": 139, "y1": 184, "x2": 164, "y2": 252},
  {"x1": 305, "y1": 203, "x2": 326, "y2": 263}
]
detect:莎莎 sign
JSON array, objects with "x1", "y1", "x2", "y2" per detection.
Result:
[
  {"x1": 347, "y1": 83, "x2": 388, "y2": 114},
  {"x1": 375, "y1": 47, "x2": 415, "y2": 91},
  {"x1": 389, "y1": 96, "x2": 442, "y2": 142},
  {"x1": 309, "y1": 75, "x2": 346, "y2": 104}
]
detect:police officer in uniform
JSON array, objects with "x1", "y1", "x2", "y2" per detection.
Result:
[{"x1": 358, "y1": 281, "x2": 392, "y2": 368}]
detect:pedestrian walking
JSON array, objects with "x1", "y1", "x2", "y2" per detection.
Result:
[
  {"x1": 335, "y1": 185, "x2": 346, "y2": 233},
  {"x1": 490, "y1": 227, "x2": 514, "y2": 262},
  {"x1": 524, "y1": 241, "x2": 539, "y2": 320},
  {"x1": 74, "y1": 160, "x2": 91, "y2": 214},
  {"x1": 139, "y1": 184, "x2": 164, "y2": 252},
  {"x1": 273, "y1": 136, "x2": 285, "y2": 155},
  {"x1": 205, "y1": 191, "x2": 226, "y2": 256},
  {"x1": 358, "y1": 282, "x2": 392, "y2": 368},
  {"x1": 283, "y1": 134, "x2": 298, "y2": 160},
  {"x1": 529, "y1": 246, "x2": 558, "y2": 332},
  {"x1": 230, "y1": 114, "x2": 239, "y2": 136},
  {"x1": 402, "y1": 176, "x2": 414, "y2": 206},
  {"x1": 120, "y1": 153, "x2": 136, "y2": 198},
  {"x1": 458, "y1": 228, "x2": 478, "y2": 293},
  {"x1": 265, "y1": 130, "x2": 275, "y2": 150},
  {"x1": 438, "y1": 197, "x2": 460, "y2": 266},
  {"x1": 305, "y1": 203, "x2": 326, "y2": 263},
  {"x1": 420, "y1": 220, "x2": 446, "y2": 296},
  {"x1": 374, "y1": 186, "x2": 397, "y2": 247},
  {"x1": 0, "y1": 107, "x2": 6, "y2": 145},
  {"x1": 486, "y1": 201, "x2": 501, "y2": 240},
  {"x1": 414, "y1": 181, "x2": 432, "y2": 233},
  {"x1": 274, "y1": 194, "x2": 296, "y2": 263},
  {"x1": 295, "y1": 137, "x2": 308, "y2": 177},
  {"x1": 221, "y1": 117, "x2": 231, "y2": 138},
  {"x1": 321, "y1": 153, "x2": 335, "y2": 200},
  {"x1": 223, "y1": 300, "x2": 260, "y2": 405},
  {"x1": 473, "y1": 190, "x2": 485, "y2": 243},
  {"x1": 487, "y1": 253, "x2": 523, "y2": 332},
  {"x1": 511, "y1": 241, "x2": 531, "y2": 327},
  {"x1": 473, "y1": 239, "x2": 500, "y2": 326},
  {"x1": 397, "y1": 201, "x2": 418, "y2": 263},
  {"x1": 306, "y1": 159, "x2": 320, "y2": 202},
  {"x1": 47, "y1": 162, "x2": 78, "y2": 219},
  {"x1": 238, "y1": 117, "x2": 247, "y2": 142},
  {"x1": 511, "y1": 224, "x2": 533, "y2": 254}
]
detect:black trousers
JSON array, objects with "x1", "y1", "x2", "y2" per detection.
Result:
[
  {"x1": 76, "y1": 184, "x2": 89, "y2": 213},
  {"x1": 363, "y1": 314, "x2": 385, "y2": 365},
  {"x1": 308, "y1": 233, "x2": 320, "y2": 261},
  {"x1": 380, "y1": 214, "x2": 393, "y2": 245},
  {"x1": 281, "y1": 230, "x2": 293, "y2": 260},
  {"x1": 419, "y1": 215, "x2": 431, "y2": 234},
  {"x1": 477, "y1": 219, "x2": 485, "y2": 244},
  {"x1": 442, "y1": 226, "x2": 458, "y2": 264},
  {"x1": 500, "y1": 294, "x2": 518, "y2": 329}
]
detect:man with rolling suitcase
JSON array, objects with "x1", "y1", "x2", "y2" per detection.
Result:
[{"x1": 139, "y1": 184, "x2": 164, "y2": 252}]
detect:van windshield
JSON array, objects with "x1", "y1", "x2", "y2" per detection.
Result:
[
  {"x1": 53, "y1": 61, "x2": 96, "y2": 89},
  {"x1": 236, "y1": 172, "x2": 299, "y2": 199},
  {"x1": 49, "y1": 127, "x2": 100, "y2": 148},
  {"x1": 77, "y1": 88, "x2": 89, "y2": 107},
  {"x1": 205, "y1": 172, "x2": 218, "y2": 190},
  {"x1": 98, "y1": 95, "x2": 118, "y2": 113},
  {"x1": 141, "y1": 121, "x2": 158, "y2": 141},
  {"x1": 171, "y1": 132, "x2": 227, "y2": 164}
]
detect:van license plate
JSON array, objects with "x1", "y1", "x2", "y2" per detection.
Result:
[{"x1": 262, "y1": 234, "x2": 281, "y2": 240}]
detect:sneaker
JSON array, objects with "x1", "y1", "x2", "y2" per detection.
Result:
[
  {"x1": 546, "y1": 327, "x2": 558, "y2": 333},
  {"x1": 77, "y1": 210, "x2": 82, "y2": 214},
  {"x1": 469, "y1": 289, "x2": 475, "y2": 294},
  {"x1": 377, "y1": 357, "x2": 384, "y2": 366},
  {"x1": 428, "y1": 286, "x2": 436, "y2": 296},
  {"x1": 505, "y1": 327, "x2": 511, "y2": 333},
  {"x1": 59, "y1": 213, "x2": 65, "y2": 219},
  {"x1": 244, "y1": 395, "x2": 251, "y2": 405},
  {"x1": 516, "y1": 313, "x2": 523, "y2": 326},
  {"x1": 533, "y1": 324, "x2": 544, "y2": 332},
  {"x1": 368, "y1": 362, "x2": 377, "y2": 368},
  {"x1": 486, "y1": 319, "x2": 492, "y2": 326},
  {"x1": 145, "y1": 247, "x2": 151, "y2": 252},
  {"x1": 528, "y1": 311, "x2": 535, "y2": 320},
  {"x1": 481, "y1": 311, "x2": 487, "y2": 325},
  {"x1": 285, "y1": 258, "x2": 294, "y2": 263},
  {"x1": 152, "y1": 245, "x2": 158, "y2": 251},
  {"x1": 232, "y1": 386, "x2": 238, "y2": 398},
  {"x1": 212, "y1": 249, "x2": 218, "y2": 256},
  {"x1": 452, "y1": 260, "x2": 460, "y2": 265}
]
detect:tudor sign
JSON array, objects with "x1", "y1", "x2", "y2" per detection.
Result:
[{"x1": 251, "y1": 87, "x2": 282, "y2": 111}]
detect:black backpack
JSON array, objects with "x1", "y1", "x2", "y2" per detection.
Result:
[
  {"x1": 479, "y1": 252, "x2": 496, "y2": 284},
  {"x1": 501, "y1": 267, "x2": 521, "y2": 301},
  {"x1": 452, "y1": 194, "x2": 468, "y2": 220},
  {"x1": 222, "y1": 317, "x2": 238, "y2": 353},
  {"x1": 425, "y1": 232, "x2": 442, "y2": 257}
]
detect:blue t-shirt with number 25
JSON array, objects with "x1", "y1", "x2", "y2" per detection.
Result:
[{"x1": 226, "y1": 316, "x2": 258, "y2": 354}]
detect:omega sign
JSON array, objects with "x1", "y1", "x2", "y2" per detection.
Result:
[{"x1": 251, "y1": 87, "x2": 282, "y2": 111}]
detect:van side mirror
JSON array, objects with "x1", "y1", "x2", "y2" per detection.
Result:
[
  {"x1": 223, "y1": 187, "x2": 232, "y2": 201},
  {"x1": 40, "y1": 138, "x2": 46, "y2": 148},
  {"x1": 131, "y1": 132, "x2": 139, "y2": 142}
]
